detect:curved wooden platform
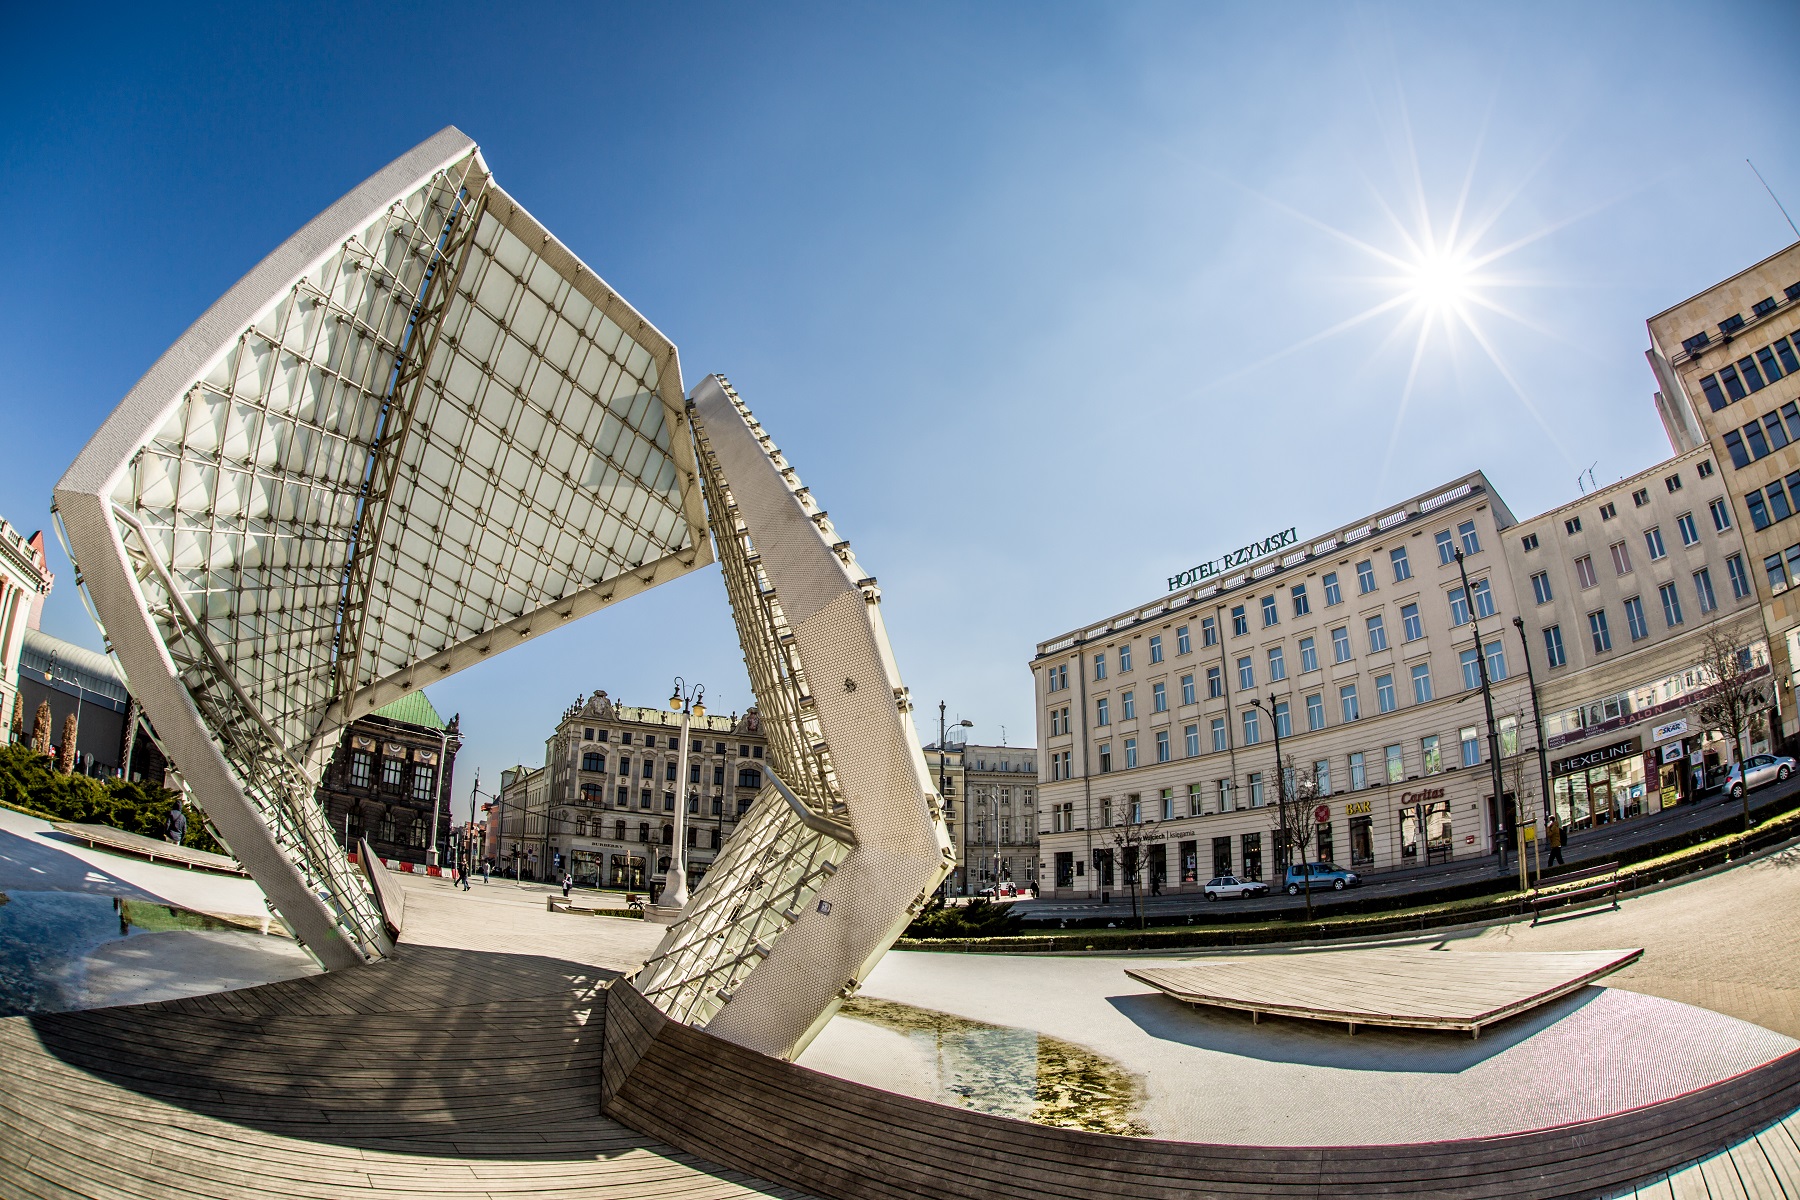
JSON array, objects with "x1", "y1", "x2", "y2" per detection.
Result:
[
  {"x1": 1126, "y1": 947, "x2": 1645, "y2": 1037},
  {"x1": 51, "y1": 823, "x2": 246, "y2": 876}
]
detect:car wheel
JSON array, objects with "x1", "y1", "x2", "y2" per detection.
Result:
[
  {"x1": 1732, "y1": 783, "x2": 1745, "y2": 800},
  {"x1": 1207, "y1": 892, "x2": 1218, "y2": 901},
  {"x1": 1781, "y1": 766, "x2": 1792, "y2": 782},
  {"x1": 1287, "y1": 884, "x2": 1299, "y2": 896},
  {"x1": 1334, "y1": 879, "x2": 1346, "y2": 890}
]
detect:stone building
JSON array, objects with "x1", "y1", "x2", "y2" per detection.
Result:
[
  {"x1": 959, "y1": 743, "x2": 1038, "y2": 894},
  {"x1": 0, "y1": 518, "x2": 53, "y2": 739},
  {"x1": 921, "y1": 741, "x2": 964, "y2": 892},
  {"x1": 315, "y1": 692, "x2": 461, "y2": 869}
]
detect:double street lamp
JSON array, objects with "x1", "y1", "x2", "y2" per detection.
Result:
[
  {"x1": 937, "y1": 703, "x2": 972, "y2": 893},
  {"x1": 1249, "y1": 692, "x2": 1288, "y2": 882},
  {"x1": 658, "y1": 676, "x2": 706, "y2": 912}
]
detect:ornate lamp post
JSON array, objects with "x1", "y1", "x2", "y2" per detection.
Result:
[
  {"x1": 938, "y1": 703, "x2": 973, "y2": 893},
  {"x1": 657, "y1": 676, "x2": 705, "y2": 912}
]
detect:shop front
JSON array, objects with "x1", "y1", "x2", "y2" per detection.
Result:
[{"x1": 1551, "y1": 736, "x2": 1646, "y2": 831}]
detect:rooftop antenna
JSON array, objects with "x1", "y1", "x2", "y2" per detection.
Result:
[
  {"x1": 1749, "y1": 160, "x2": 1800, "y2": 240},
  {"x1": 1577, "y1": 462, "x2": 1598, "y2": 495}
]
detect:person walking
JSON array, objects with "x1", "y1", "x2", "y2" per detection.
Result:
[
  {"x1": 1546, "y1": 814, "x2": 1565, "y2": 868},
  {"x1": 480, "y1": 858, "x2": 489, "y2": 884},
  {"x1": 459, "y1": 863, "x2": 471, "y2": 891},
  {"x1": 562, "y1": 872, "x2": 573, "y2": 900},
  {"x1": 164, "y1": 802, "x2": 187, "y2": 846}
]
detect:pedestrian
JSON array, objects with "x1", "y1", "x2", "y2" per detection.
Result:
[
  {"x1": 481, "y1": 858, "x2": 489, "y2": 884},
  {"x1": 460, "y1": 863, "x2": 471, "y2": 891},
  {"x1": 562, "y1": 872, "x2": 573, "y2": 899},
  {"x1": 1546, "y1": 814, "x2": 1565, "y2": 868},
  {"x1": 165, "y1": 802, "x2": 187, "y2": 846}
]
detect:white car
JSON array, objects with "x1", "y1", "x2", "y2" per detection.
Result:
[
  {"x1": 1725, "y1": 754, "x2": 1795, "y2": 800},
  {"x1": 1203, "y1": 875, "x2": 1269, "y2": 901}
]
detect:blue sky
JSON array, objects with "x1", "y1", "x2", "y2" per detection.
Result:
[{"x1": 3, "y1": 2, "x2": 1797, "y2": 811}]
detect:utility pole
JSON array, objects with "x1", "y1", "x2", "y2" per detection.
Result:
[
  {"x1": 1251, "y1": 692, "x2": 1288, "y2": 882},
  {"x1": 1512, "y1": 616, "x2": 1553, "y2": 826},
  {"x1": 938, "y1": 702, "x2": 972, "y2": 893},
  {"x1": 1456, "y1": 550, "x2": 1510, "y2": 877}
]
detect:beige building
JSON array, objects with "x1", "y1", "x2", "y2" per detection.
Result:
[
  {"x1": 1034, "y1": 472, "x2": 1538, "y2": 898},
  {"x1": 922, "y1": 741, "x2": 966, "y2": 892},
  {"x1": 1501, "y1": 446, "x2": 1766, "y2": 831},
  {"x1": 1648, "y1": 242, "x2": 1800, "y2": 728},
  {"x1": 0, "y1": 517, "x2": 53, "y2": 739},
  {"x1": 959, "y1": 743, "x2": 1038, "y2": 893}
]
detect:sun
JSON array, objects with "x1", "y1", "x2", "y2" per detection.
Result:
[{"x1": 1404, "y1": 246, "x2": 1477, "y2": 312}]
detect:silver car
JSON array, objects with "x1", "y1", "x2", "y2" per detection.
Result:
[
  {"x1": 1203, "y1": 875, "x2": 1268, "y2": 901},
  {"x1": 1725, "y1": 754, "x2": 1794, "y2": 799}
]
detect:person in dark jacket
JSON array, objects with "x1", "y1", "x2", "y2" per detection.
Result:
[
  {"x1": 165, "y1": 803, "x2": 187, "y2": 846},
  {"x1": 1546, "y1": 814, "x2": 1565, "y2": 868}
]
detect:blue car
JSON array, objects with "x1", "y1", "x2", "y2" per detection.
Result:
[{"x1": 1283, "y1": 862, "x2": 1360, "y2": 896}]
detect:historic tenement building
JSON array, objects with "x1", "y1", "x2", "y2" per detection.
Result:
[
  {"x1": 497, "y1": 690, "x2": 770, "y2": 892},
  {"x1": 316, "y1": 693, "x2": 461, "y2": 868},
  {"x1": 959, "y1": 743, "x2": 1038, "y2": 893},
  {"x1": 0, "y1": 517, "x2": 53, "y2": 739}
]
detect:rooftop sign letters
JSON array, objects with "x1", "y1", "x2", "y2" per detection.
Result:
[{"x1": 1168, "y1": 527, "x2": 1299, "y2": 592}]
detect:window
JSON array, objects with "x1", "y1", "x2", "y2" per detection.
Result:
[
  {"x1": 1149, "y1": 635, "x2": 1163, "y2": 663},
  {"x1": 1411, "y1": 663, "x2": 1433, "y2": 704},
  {"x1": 1741, "y1": 354, "x2": 1768, "y2": 392},
  {"x1": 1315, "y1": 759, "x2": 1332, "y2": 795},
  {"x1": 1390, "y1": 546, "x2": 1412, "y2": 581},
  {"x1": 1291, "y1": 584, "x2": 1310, "y2": 616},
  {"x1": 1152, "y1": 682, "x2": 1167, "y2": 712},
  {"x1": 1181, "y1": 674, "x2": 1196, "y2": 705},
  {"x1": 1460, "y1": 648, "x2": 1482, "y2": 690},
  {"x1": 1176, "y1": 626, "x2": 1191, "y2": 655},
  {"x1": 1098, "y1": 744, "x2": 1112, "y2": 773},
  {"x1": 1565, "y1": 516, "x2": 1583, "y2": 535},
  {"x1": 1323, "y1": 572, "x2": 1342, "y2": 606},
  {"x1": 1520, "y1": 532, "x2": 1539, "y2": 552},
  {"x1": 381, "y1": 756, "x2": 403, "y2": 790},
  {"x1": 1156, "y1": 731, "x2": 1170, "y2": 763},
  {"x1": 1767, "y1": 552, "x2": 1789, "y2": 592},
  {"x1": 1543, "y1": 624, "x2": 1566, "y2": 668},
  {"x1": 1702, "y1": 373, "x2": 1728, "y2": 410},
  {"x1": 1299, "y1": 636, "x2": 1318, "y2": 673},
  {"x1": 1459, "y1": 521, "x2": 1481, "y2": 555},
  {"x1": 1589, "y1": 609, "x2": 1612, "y2": 653},
  {"x1": 739, "y1": 767, "x2": 763, "y2": 788},
  {"x1": 1677, "y1": 512, "x2": 1699, "y2": 545},
  {"x1": 1231, "y1": 606, "x2": 1248, "y2": 636},
  {"x1": 1207, "y1": 666, "x2": 1223, "y2": 698},
  {"x1": 1306, "y1": 693, "x2": 1325, "y2": 731},
  {"x1": 1262, "y1": 596, "x2": 1279, "y2": 627},
  {"x1": 1624, "y1": 595, "x2": 1648, "y2": 641},
  {"x1": 1340, "y1": 684, "x2": 1360, "y2": 722},
  {"x1": 1375, "y1": 674, "x2": 1397, "y2": 714},
  {"x1": 1726, "y1": 430, "x2": 1750, "y2": 468},
  {"x1": 1710, "y1": 498, "x2": 1732, "y2": 532},
  {"x1": 582, "y1": 751, "x2": 603, "y2": 772},
  {"x1": 1216, "y1": 781, "x2": 1234, "y2": 814},
  {"x1": 1530, "y1": 572, "x2": 1553, "y2": 605},
  {"x1": 1667, "y1": 473, "x2": 1683, "y2": 493},
  {"x1": 1267, "y1": 646, "x2": 1286, "y2": 681},
  {"x1": 1385, "y1": 745, "x2": 1404, "y2": 785},
  {"x1": 1202, "y1": 616, "x2": 1218, "y2": 647},
  {"x1": 1274, "y1": 701, "x2": 1292, "y2": 738},
  {"x1": 1727, "y1": 555, "x2": 1750, "y2": 599},
  {"x1": 1237, "y1": 657, "x2": 1254, "y2": 690},
  {"x1": 1575, "y1": 555, "x2": 1597, "y2": 589},
  {"x1": 1599, "y1": 502, "x2": 1617, "y2": 521},
  {"x1": 1185, "y1": 724, "x2": 1200, "y2": 757},
  {"x1": 1421, "y1": 735, "x2": 1441, "y2": 774},
  {"x1": 1366, "y1": 614, "x2": 1387, "y2": 652},
  {"x1": 1660, "y1": 582, "x2": 1683, "y2": 628},
  {"x1": 1210, "y1": 718, "x2": 1227, "y2": 752},
  {"x1": 1436, "y1": 530, "x2": 1456, "y2": 565},
  {"x1": 1242, "y1": 710, "x2": 1260, "y2": 746},
  {"x1": 1780, "y1": 336, "x2": 1800, "y2": 375},
  {"x1": 1121, "y1": 691, "x2": 1136, "y2": 719},
  {"x1": 1449, "y1": 587, "x2": 1471, "y2": 626},
  {"x1": 1748, "y1": 489, "x2": 1772, "y2": 530},
  {"x1": 1401, "y1": 603, "x2": 1423, "y2": 641},
  {"x1": 1094, "y1": 652, "x2": 1107, "y2": 680},
  {"x1": 1332, "y1": 626, "x2": 1352, "y2": 663},
  {"x1": 1356, "y1": 560, "x2": 1377, "y2": 593},
  {"x1": 1461, "y1": 726, "x2": 1480, "y2": 768},
  {"x1": 349, "y1": 752, "x2": 372, "y2": 789},
  {"x1": 1472, "y1": 579, "x2": 1495, "y2": 618},
  {"x1": 1644, "y1": 527, "x2": 1666, "y2": 561},
  {"x1": 1096, "y1": 698, "x2": 1110, "y2": 726},
  {"x1": 1119, "y1": 644, "x2": 1133, "y2": 672},
  {"x1": 1048, "y1": 663, "x2": 1068, "y2": 691},
  {"x1": 1349, "y1": 752, "x2": 1367, "y2": 791},
  {"x1": 1610, "y1": 541, "x2": 1632, "y2": 575}
]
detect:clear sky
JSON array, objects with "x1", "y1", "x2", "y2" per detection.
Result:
[{"x1": 3, "y1": 2, "x2": 1798, "y2": 814}]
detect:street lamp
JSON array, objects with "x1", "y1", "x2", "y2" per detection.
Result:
[
  {"x1": 1455, "y1": 549, "x2": 1512, "y2": 877},
  {"x1": 657, "y1": 676, "x2": 705, "y2": 913},
  {"x1": 1249, "y1": 692, "x2": 1287, "y2": 884},
  {"x1": 938, "y1": 703, "x2": 972, "y2": 893},
  {"x1": 427, "y1": 718, "x2": 449, "y2": 870}
]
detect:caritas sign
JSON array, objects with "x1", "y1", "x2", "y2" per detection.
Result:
[
  {"x1": 1551, "y1": 737, "x2": 1641, "y2": 778},
  {"x1": 1398, "y1": 786, "x2": 1446, "y2": 805}
]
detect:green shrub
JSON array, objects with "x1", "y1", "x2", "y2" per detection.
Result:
[
  {"x1": 905, "y1": 897, "x2": 1025, "y2": 939},
  {"x1": 0, "y1": 743, "x2": 223, "y2": 854}
]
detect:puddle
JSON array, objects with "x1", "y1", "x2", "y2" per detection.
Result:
[
  {"x1": 0, "y1": 891, "x2": 288, "y2": 1017},
  {"x1": 834, "y1": 995, "x2": 1149, "y2": 1135}
]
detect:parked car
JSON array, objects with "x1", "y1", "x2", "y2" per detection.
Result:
[
  {"x1": 1283, "y1": 862, "x2": 1361, "y2": 895},
  {"x1": 1725, "y1": 754, "x2": 1795, "y2": 800},
  {"x1": 1203, "y1": 875, "x2": 1268, "y2": 901}
]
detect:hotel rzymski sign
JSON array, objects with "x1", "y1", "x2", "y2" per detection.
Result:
[{"x1": 1168, "y1": 526, "x2": 1299, "y2": 591}]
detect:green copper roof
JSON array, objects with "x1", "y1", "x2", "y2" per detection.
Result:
[{"x1": 369, "y1": 691, "x2": 446, "y2": 731}]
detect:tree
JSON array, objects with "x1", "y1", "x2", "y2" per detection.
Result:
[
  {"x1": 31, "y1": 701, "x2": 52, "y2": 756},
  {"x1": 1110, "y1": 822, "x2": 1148, "y2": 929},
  {"x1": 57, "y1": 712, "x2": 79, "y2": 775},
  {"x1": 9, "y1": 694, "x2": 22, "y2": 744},
  {"x1": 1693, "y1": 626, "x2": 1771, "y2": 832},
  {"x1": 1270, "y1": 757, "x2": 1321, "y2": 917}
]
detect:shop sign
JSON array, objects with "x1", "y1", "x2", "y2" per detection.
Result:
[
  {"x1": 1398, "y1": 786, "x2": 1446, "y2": 805},
  {"x1": 1652, "y1": 718, "x2": 1689, "y2": 743},
  {"x1": 1343, "y1": 800, "x2": 1372, "y2": 816},
  {"x1": 1168, "y1": 526, "x2": 1299, "y2": 591},
  {"x1": 1313, "y1": 804, "x2": 1330, "y2": 824},
  {"x1": 1660, "y1": 742, "x2": 1686, "y2": 764},
  {"x1": 1550, "y1": 737, "x2": 1641, "y2": 778},
  {"x1": 1661, "y1": 786, "x2": 1679, "y2": 809}
]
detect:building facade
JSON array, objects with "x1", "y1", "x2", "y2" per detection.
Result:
[
  {"x1": 922, "y1": 742, "x2": 965, "y2": 892},
  {"x1": 1, "y1": 520, "x2": 54, "y2": 741},
  {"x1": 15, "y1": 628, "x2": 166, "y2": 783},
  {"x1": 1500, "y1": 446, "x2": 1766, "y2": 832},
  {"x1": 1034, "y1": 473, "x2": 1539, "y2": 898},
  {"x1": 504, "y1": 690, "x2": 770, "y2": 892},
  {"x1": 1648, "y1": 242, "x2": 1800, "y2": 732},
  {"x1": 959, "y1": 743, "x2": 1038, "y2": 893},
  {"x1": 316, "y1": 692, "x2": 461, "y2": 869}
]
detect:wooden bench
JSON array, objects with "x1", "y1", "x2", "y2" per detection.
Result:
[{"x1": 1529, "y1": 860, "x2": 1622, "y2": 926}]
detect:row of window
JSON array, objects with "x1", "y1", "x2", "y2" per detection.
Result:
[
  {"x1": 1745, "y1": 468, "x2": 1800, "y2": 532},
  {"x1": 1538, "y1": 564, "x2": 1736, "y2": 666},
  {"x1": 346, "y1": 751, "x2": 437, "y2": 804},
  {"x1": 1526, "y1": 511, "x2": 1724, "y2": 607},
  {"x1": 1697, "y1": 332, "x2": 1800, "y2": 411},
  {"x1": 1724, "y1": 400, "x2": 1800, "y2": 469},
  {"x1": 567, "y1": 819, "x2": 724, "y2": 848},
  {"x1": 1537, "y1": 472, "x2": 1702, "y2": 547},
  {"x1": 581, "y1": 727, "x2": 762, "y2": 753},
  {"x1": 574, "y1": 769, "x2": 767, "y2": 809}
]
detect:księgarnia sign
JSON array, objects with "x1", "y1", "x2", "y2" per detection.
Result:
[{"x1": 1168, "y1": 526, "x2": 1299, "y2": 592}]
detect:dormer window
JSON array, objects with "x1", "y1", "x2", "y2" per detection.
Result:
[
  {"x1": 1682, "y1": 332, "x2": 1711, "y2": 354},
  {"x1": 1753, "y1": 297, "x2": 1778, "y2": 318},
  {"x1": 1720, "y1": 313, "x2": 1746, "y2": 336}
]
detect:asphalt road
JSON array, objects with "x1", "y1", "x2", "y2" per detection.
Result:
[{"x1": 1012, "y1": 777, "x2": 1800, "y2": 923}]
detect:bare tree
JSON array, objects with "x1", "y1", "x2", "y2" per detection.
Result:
[
  {"x1": 1693, "y1": 627, "x2": 1772, "y2": 831},
  {"x1": 1271, "y1": 757, "x2": 1321, "y2": 918},
  {"x1": 31, "y1": 700, "x2": 52, "y2": 757},
  {"x1": 57, "y1": 712, "x2": 78, "y2": 775},
  {"x1": 1110, "y1": 822, "x2": 1148, "y2": 929}
]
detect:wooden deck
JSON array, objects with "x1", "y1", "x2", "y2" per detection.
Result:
[
  {"x1": 51, "y1": 822, "x2": 246, "y2": 876},
  {"x1": 1126, "y1": 947, "x2": 1645, "y2": 1036}
]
